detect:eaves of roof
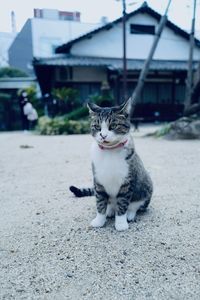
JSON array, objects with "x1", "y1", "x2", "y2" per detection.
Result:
[
  {"x1": 55, "y1": 2, "x2": 200, "y2": 54},
  {"x1": 33, "y1": 55, "x2": 198, "y2": 71}
]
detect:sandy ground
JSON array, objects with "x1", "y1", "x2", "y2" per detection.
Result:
[{"x1": 0, "y1": 127, "x2": 200, "y2": 300}]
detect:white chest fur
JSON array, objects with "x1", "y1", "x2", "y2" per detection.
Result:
[{"x1": 91, "y1": 142, "x2": 129, "y2": 197}]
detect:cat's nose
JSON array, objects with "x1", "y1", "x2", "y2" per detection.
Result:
[{"x1": 100, "y1": 132, "x2": 107, "y2": 140}]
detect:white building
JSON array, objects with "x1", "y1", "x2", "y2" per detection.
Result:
[
  {"x1": 0, "y1": 32, "x2": 16, "y2": 67},
  {"x1": 8, "y1": 8, "x2": 101, "y2": 75}
]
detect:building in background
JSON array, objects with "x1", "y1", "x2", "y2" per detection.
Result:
[
  {"x1": 0, "y1": 32, "x2": 16, "y2": 67},
  {"x1": 34, "y1": 2, "x2": 200, "y2": 121},
  {"x1": 33, "y1": 8, "x2": 80, "y2": 22},
  {"x1": 8, "y1": 8, "x2": 101, "y2": 75},
  {"x1": 0, "y1": 11, "x2": 16, "y2": 67}
]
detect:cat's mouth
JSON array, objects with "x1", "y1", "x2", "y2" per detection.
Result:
[
  {"x1": 101, "y1": 141, "x2": 115, "y2": 146},
  {"x1": 98, "y1": 139, "x2": 128, "y2": 150},
  {"x1": 100, "y1": 140, "x2": 120, "y2": 147}
]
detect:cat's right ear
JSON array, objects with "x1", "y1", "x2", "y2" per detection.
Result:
[{"x1": 87, "y1": 102, "x2": 101, "y2": 114}]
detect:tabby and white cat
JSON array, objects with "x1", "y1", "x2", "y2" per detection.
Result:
[{"x1": 70, "y1": 99, "x2": 153, "y2": 231}]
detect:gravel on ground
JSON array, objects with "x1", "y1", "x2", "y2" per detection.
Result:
[{"x1": 0, "y1": 127, "x2": 200, "y2": 300}]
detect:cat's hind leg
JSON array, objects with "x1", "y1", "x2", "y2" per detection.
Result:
[
  {"x1": 138, "y1": 197, "x2": 151, "y2": 212},
  {"x1": 127, "y1": 200, "x2": 145, "y2": 222}
]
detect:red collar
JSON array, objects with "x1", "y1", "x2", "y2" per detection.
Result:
[{"x1": 98, "y1": 140, "x2": 128, "y2": 150}]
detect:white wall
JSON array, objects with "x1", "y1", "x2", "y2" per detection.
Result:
[
  {"x1": 70, "y1": 12, "x2": 200, "y2": 61},
  {"x1": 32, "y1": 19, "x2": 100, "y2": 58},
  {"x1": 0, "y1": 32, "x2": 16, "y2": 66}
]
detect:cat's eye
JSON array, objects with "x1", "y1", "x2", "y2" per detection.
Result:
[
  {"x1": 94, "y1": 124, "x2": 100, "y2": 130},
  {"x1": 109, "y1": 124, "x2": 117, "y2": 130}
]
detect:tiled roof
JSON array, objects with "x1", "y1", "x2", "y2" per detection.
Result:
[
  {"x1": 56, "y1": 2, "x2": 200, "y2": 54},
  {"x1": 33, "y1": 55, "x2": 198, "y2": 71}
]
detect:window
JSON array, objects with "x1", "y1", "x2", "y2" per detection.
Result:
[
  {"x1": 56, "y1": 67, "x2": 68, "y2": 81},
  {"x1": 142, "y1": 83, "x2": 157, "y2": 103},
  {"x1": 130, "y1": 24, "x2": 155, "y2": 35},
  {"x1": 158, "y1": 83, "x2": 172, "y2": 104},
  {"x1": 175, "y1": 85, "x2": 185, "y2": 104},
  {"x1": 73, "y1": 83, "x2": 101, "y2": 102}
]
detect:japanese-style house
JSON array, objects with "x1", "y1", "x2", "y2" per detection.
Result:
[{"x1": 33, "y1": 2, "x2": 200, "y2": 121}]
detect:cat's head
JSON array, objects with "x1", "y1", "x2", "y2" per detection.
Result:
[{"x1": 87, "y1": 99, "x2": 131, "y2": 147}]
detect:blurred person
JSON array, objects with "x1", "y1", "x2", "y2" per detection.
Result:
[
  {"x1": 18, "y1": 91, "x2": 29, "y2": 130},
  {"x1": 23, "y1": 99, "x2": 38, "y2": 130},
  {"x1": 19, "y1": 91, "x2": 38, "y2": 131}
]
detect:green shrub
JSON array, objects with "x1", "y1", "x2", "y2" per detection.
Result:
[
  {"x1": 154, "y1": 123, "x2": 172, "y2": 137},
  {"x1": 0, "y1": 67, "x2": 28, "y2": 78},
  {"x1": 37, "y1": 116, "x2": 90, "y2": 135},
  {"x1": 52, "y1": 87, "x2": 80, "y2": 114},
  {"x1": 65, "y1": 106, "x2": 88, "y2": 120}
]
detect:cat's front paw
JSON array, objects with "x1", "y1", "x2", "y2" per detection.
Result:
[
  {"x1": 115, "y1": 215, "x2": 129, "y2": 231},
  {"x1": 90, "y1": 213, "x2": 106, "y2": 228},
  {"x1": 115, "y1": 221, "x2": 129, "y2": 231}
]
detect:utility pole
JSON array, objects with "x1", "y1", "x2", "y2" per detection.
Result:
[
  {"x1": 116, "y1": 0, "x2": 128, "y2": 99},
  {"x1": 184, "y1": 0, "x2": 197, "y2": 113},
  {"x1": 122, "y1": 0, "x2": 127, "y2": 99},
  {"x1": 130, "y1": 0, "x2": 172, "y2": 115},
  {"x1": 11, "y1": 11, "x2": 16, "y2": 34}
]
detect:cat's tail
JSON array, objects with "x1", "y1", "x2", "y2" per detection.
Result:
[{"x1": 69, "y1": 185, "x2": 94, "y2": 197}]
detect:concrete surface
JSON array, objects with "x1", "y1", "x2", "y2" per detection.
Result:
[{"x1": 0, "y1": 128, "x2": 200, "y2": 300}]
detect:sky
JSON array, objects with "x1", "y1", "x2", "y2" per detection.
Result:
[{"x1": 0, "y1": 0, "x2": 200, "y2": 37}]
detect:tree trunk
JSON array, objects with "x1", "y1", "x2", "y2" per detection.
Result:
[{"x1": 130, "y1": 0, "x2": 172, "y2": 116}]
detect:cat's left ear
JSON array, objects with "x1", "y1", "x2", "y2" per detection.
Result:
[
  {"x1": 87, "y1": 102, "x2": 101, "y2": 114},
  {"x1": 117, "y1": 98, "x2": 132, "y2": 116}
]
